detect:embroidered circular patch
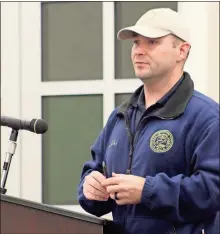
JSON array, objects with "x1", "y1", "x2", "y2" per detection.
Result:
[{"x1": 150, "y1": 130, "x2": 174, "y2": 153}]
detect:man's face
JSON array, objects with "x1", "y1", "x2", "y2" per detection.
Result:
[{"x1": 131, "y1": 34, "x2": 182, "y2": 82}]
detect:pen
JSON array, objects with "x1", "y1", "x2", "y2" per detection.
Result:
[
  {"x1": 102, "y1": 161, "x2": 108, "y2": 178},
  {"x1": 102, "y1": 161, "x2": 118, "y2": 200}
]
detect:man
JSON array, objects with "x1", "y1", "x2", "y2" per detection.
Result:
[{"x1": 77, "y1": 8, "x2": 220, "y2": 234}]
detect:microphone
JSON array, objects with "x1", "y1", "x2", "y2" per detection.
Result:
[{"x1": 0, "y1": 116, "x2": 48, "y2": 134}]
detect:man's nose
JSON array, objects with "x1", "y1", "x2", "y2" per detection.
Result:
[{"x1": 133, "y1": 44, "x2": 146, "y2": 55}]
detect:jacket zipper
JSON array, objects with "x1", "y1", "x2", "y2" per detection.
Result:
[
  {"x1": 122, "y1": 114, "x2": 134, "y2": 233},
  {"x1": 123, "y1": 114, "x2": 134, "y2": 175},
  {"x1": 121, "y1": 112, "x2": 176, "y2": 233}
]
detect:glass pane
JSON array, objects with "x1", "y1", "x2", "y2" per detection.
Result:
[
  {"x1": 115, "y1": 93, "x2": 132, "y2": 107},
  {"x1": 115, "y1": 2, "x2": 178, "y2": 79},
  {"x1": 42, "y1": 95, "x2": 103, "y2": 205},
  {"x1": 42, "y1": 2, "x2": 102, "y2": 81}
]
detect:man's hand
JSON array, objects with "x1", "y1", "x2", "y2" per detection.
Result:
[
  {"x1": 101, "y1": 173, "x2": 145, "y2": 205},
  {"x1": 83, "y1": 171, "x2": 110, "y2": 201}
]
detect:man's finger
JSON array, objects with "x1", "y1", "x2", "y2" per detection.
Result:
[
  {"x1": 115, "y1": 192, "x2": 128, "y2": 200},
  {"x1": 106, "y1": 184, "x2": 122, "y2": 193},
  {"x1": 116, "y1": 199, "x2": 128, "y2": 205},
  {"x1": 84, "y1": 186, "x2": 109, "y2": 201},
  {"x1": 102, "y1": 177, "x2": 120, "y2": 187},
  {"x1": 91, "y1": 171, "x2": 107, "y2": 182},
  {"x1": 109, "y1": 192, "x2": 126, "y2": 201},
  {"x1": 87, "y1": 184, "x2": 109, "y2": 198},
  {"x1": 85, "y1": 192, "x2": 109, "y2": 201},
  {"x1": 115, "y1": 194, "x2": 130, "y2": 205},
  {"x1": 86, "y1": 175, "x2": 109, "y2": 195},
  {"x1": 110, "y1": 193, "x2": 115, "y2": 200},
  {"x1": 112, "y1": 172, "x2": 123, "y2": 177}
]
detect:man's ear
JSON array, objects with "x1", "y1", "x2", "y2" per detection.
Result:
[{"x1": 179, "y1": 43, "x2": 191, "y2": 62}]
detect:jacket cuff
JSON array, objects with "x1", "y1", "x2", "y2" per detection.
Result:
[{"x1": 140, "y1": 176, "x2": 156, "y2": 209}]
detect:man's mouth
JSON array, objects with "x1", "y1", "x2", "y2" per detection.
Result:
[{"x1": 135, "y1": 62, "x2": 149, "y2": 64}]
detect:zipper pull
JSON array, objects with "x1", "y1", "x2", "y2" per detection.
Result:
[
  {"x1": 126, "y1": 146, "x2": 134, "y2": 174},
  {"x1": 126, "y1": 169, "x2": 131, "y2": 174},
  {"x1": 129, "y1": 146, "x2": 134, "y2": 156},
  {"x1": 126, "y1": 156, "x2": 132, "y2": 175}
]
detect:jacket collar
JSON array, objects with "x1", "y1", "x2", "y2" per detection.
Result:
[{"x1": 117, "y1": 72, "x2": 194, "y2": 119}]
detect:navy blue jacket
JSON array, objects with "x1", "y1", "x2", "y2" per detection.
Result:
[{"x1": 78, "y1": 72, "x2": 220, "y2": 234}]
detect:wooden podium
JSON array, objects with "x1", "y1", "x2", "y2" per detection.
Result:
[{"x1": 1, "y1": 194, "x2": 114, "y2": 234}]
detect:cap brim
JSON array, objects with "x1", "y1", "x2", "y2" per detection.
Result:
[{"x1": 117, "y1": 26, "x2": 170, "y2": 40}]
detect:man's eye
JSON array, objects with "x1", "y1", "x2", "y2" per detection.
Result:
[
  {"x1": 133, "y1": 40, "x2": 138, "y2": 45},
  {"x1": 148, "y1": 40, "x2": 156, "y2": 45}
]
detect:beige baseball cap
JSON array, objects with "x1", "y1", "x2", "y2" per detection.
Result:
[{"x1": 117, "y1": 8, "x2": 190, "y2": 43}]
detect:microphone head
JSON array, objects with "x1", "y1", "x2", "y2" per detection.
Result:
[{"x1": 30, "y1": 119, "x2": 48, "y2": 134}]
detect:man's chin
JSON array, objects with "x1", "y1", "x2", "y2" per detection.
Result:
[
  {"x1": 135, "y1": 73, "x2": 155, "y2": 84},
  {"x1": 136, "y1": 73, "x2": 152, "y2": 80}
]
